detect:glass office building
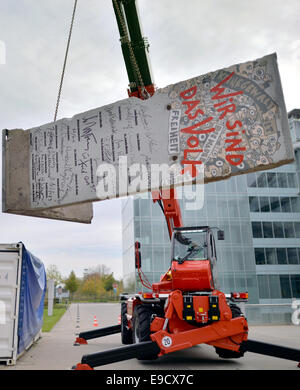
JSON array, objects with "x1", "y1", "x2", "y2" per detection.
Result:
[{"x1": 121, "y1": 109, "x2": 300, "y2": 323}]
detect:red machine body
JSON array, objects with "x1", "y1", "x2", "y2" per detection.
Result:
[
  {"x1": 152, "y1": 258, "x2": 214, "y2": 293},
  {"x1": 170, "y1": 260, "x2": 214, "y2": 291},
  {"x1": 120, "y1": 188, "x2": 249, "y2": 360}
]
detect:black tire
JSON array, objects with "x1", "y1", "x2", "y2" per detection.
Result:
[
  {"x1": 230, "y1": 304, "x2": 244, "y2": 319},
  {"x1": 121, "y1": 302, "x2": 133, "y2": 344},
  {"x1": 215, "y1": 304, "x2": 245, "y2": 359},
  {"x1": 132, "y1": 304, "x2": 158, "y2": 360}
]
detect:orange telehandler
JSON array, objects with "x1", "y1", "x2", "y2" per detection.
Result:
[
  {"x1": 118, "y1": 187, "x2": 249, "y2": 362},
  {"x1": 73, "y1": 0, "x2": 300, "y2": 369}
]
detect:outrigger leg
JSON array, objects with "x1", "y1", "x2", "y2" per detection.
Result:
[
  {"x1": 74, "y1": 325, "x2": 121, "y2": 345},
  {"x1": 73, "y1": 341, "x2": 160, "y2": 370},
  {"x1": 240, "y1": 339, "x2": 300, "y2": 367},
  {"x1": 73, "y1": 337, "x2": 300, "y2": 369}
]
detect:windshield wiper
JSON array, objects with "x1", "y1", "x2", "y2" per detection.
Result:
[{"x1": 177, "y1": 246, "x2": 200, "y2": 264}]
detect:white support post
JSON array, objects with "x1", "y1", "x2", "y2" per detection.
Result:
[{"x1": 48, "y1": 279, "x2": 55, "y2": 317}]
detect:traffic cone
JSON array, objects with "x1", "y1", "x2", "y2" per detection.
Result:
[{"x1": 93, "y1": 316, "x2": 98, "y2": 327}]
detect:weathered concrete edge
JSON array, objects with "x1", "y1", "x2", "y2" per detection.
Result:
[{"x1": 2, "y1": 129, "x2": 93, "y2": 223}]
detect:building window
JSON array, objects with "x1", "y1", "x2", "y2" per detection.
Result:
[
  {"x1": 252, "y1": 222, "x2": 262, "y2": 238},
  {"x1": 258, "y1": 274, "x2": 300, "y2": 299},
  {"x1": 277, "y1": 173, "x2": 288, "y2": 188},
  {"x1": 249, "y1": 196, "x2": 260, "y2": 212},
  {"x1": 247, "y1": 172, "x2": 298, "y2": 188},
  {"x1": 280, "y1": 275, "x2": 292, "y2": 298},
  {"x1": 249, "y1": 196, "x2": 300, "y2": 213},
  {"x1": 252, "y1": 221, "x2": 300, "y2": 239},
  {"x1": 295, "y1": 222, "x2": 300, "y2": 238},
  {"x1": 284, "y1": 222, "x2": 295, "y2": 238},
  {"x1": 260, "y1": 196, "x2": 270, "y2": 212},
  {"x1": 262, "y1": 222, "x2": 273, "y2": 238},
  {"x1": 280, "y1": 197, "x2": 291, "y2": 212},
  {"x1": 291, "y1": 275, "x2": 300, "y2": 298},
  {"x1": 254, "y1": 247, "x2": 300, "y2": 265},
  {"x1": 287, "y1": 172, "x2": 297, "y2": 188},
  {"x1": 276, "y1": 248, "x2": 288, "y2": 264},
  {"x1": 270, "y1": 197, "x2": 281, "y2": 212},
  {"x1": 267, "y1": 172, "x2": 277, "y2": 187},
  {"x1": 291, "y1": 197, "x2": 300, "y2": 212},
  {"x1": 273, "y1": 222, "x2": 284, "y2": 238},
  {"x1": 287, "y1": 248, "x2": 298, "y2": 264},
  {"x1": 265, "y1": 248, "x2": 277, "y2": 264},
  {"x1": 246, "y1": 172, "x2": 257, "y2": 187},
  {"x1": 254, "y1": 248, "x2": 265, "y2": 264},
  {"x1": 257, "y1": 173, "x2": 268, "y2": 188}
]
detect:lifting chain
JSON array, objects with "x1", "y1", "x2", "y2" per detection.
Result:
[{"x1": 113, "y1": 0, "x2": 150, "y2": 99}]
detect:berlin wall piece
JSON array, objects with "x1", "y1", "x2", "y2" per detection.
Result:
[
  {"x1": 2, "y1": 129, "x2": 93, "y2": 223},
  {"x1": 2, "y1": 53, "x2": 294, "y2": 222}
]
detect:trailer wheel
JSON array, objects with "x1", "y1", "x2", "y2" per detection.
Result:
[
  {"x1": 215, "y1": 304, "x2": 245, "y2": 359},
  {"x1": 133, "y1": 304, "x2": 158, "y2": 360},
  {"x1": 121, "y1": 302, "x2": 133, "y2": 344}
]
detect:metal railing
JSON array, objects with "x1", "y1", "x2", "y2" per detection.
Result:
[{"x1": 238, "y1": 302, "x2": 300, "y2": 325}]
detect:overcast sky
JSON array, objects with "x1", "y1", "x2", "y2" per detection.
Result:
[{"x1": 0, "y1": 0, "x2": 299, "y2": 280}]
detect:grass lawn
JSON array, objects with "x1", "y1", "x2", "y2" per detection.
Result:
[{"x1": 42, "y1": 304, "x2": 67, "y2": 332}]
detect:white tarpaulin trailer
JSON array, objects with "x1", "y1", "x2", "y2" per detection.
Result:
[
  {"x1": 0, "y1": 243, "x2": 46, "y2": 365},
  {"x1": 2, "y1": 53, "x2": 294, "y2": 223}
]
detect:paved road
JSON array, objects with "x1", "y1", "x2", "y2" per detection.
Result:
[{"x1": 1, "y1": 303, "x2": 299, "y2": 370}]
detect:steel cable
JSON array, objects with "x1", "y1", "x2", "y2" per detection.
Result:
[{"x1": 54, "y1": 0, "x2": 78, "y2": 122}]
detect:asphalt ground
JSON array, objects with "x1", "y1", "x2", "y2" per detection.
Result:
[{"x1": 1, "y1": 302, "x2": 299, "y2": 371}]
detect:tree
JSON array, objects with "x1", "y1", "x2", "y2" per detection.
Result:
[
  {"x1": 64, "y1": 270, "x2": 79, "y2": 300},
  {"x1": 103, "y1": 273, "x2": 115, "y2": 292},
  {"x1": 46, "y1": 264, "x2": 63, "y2": 285},
  {"x1": 79, "y1": 273, "x2": 105, "y2": 297},
  {"x1": 86, "y1": 265, "x2": 110, "y2": 278}
]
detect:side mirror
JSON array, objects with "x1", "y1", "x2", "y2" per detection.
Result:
[
  {"x1": 135, "y1": 241, "x2": 141, "y2": 269},
  {"x1": 217, "y1": 230, "x2": 224, "y2": 240}
]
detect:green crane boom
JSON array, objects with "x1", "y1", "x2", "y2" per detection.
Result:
[{"x1": 112, "y1": 0, "x2": 155, "y2": 99}]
